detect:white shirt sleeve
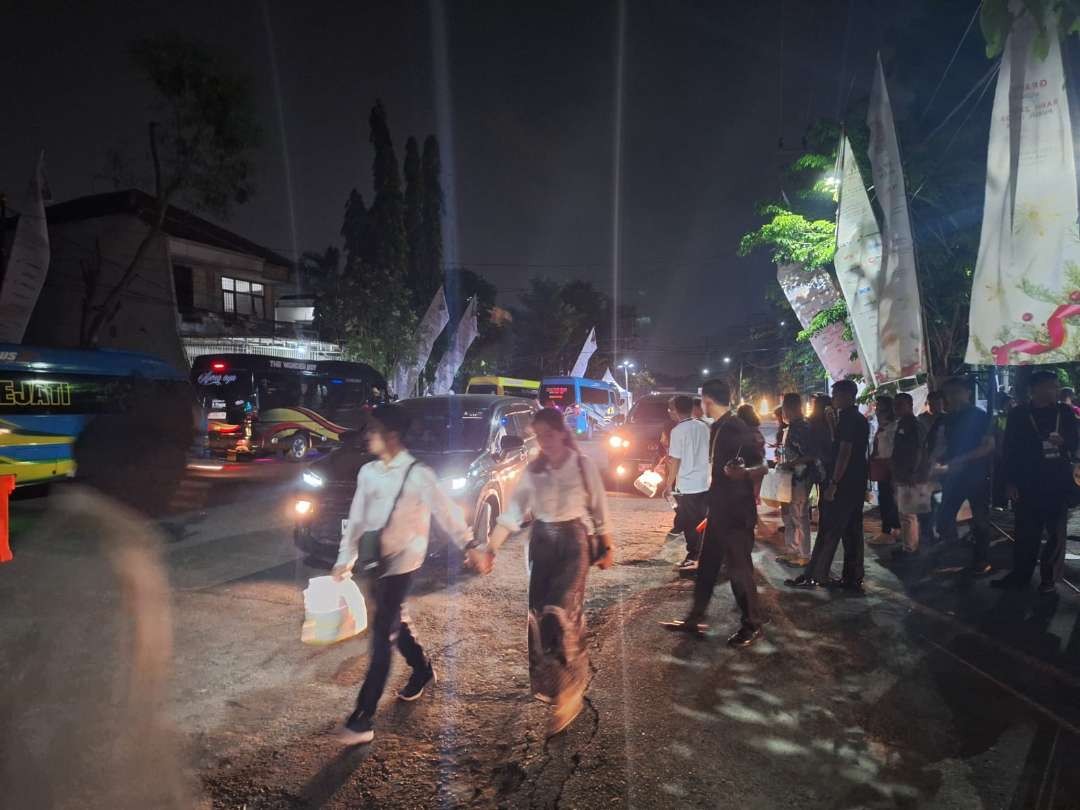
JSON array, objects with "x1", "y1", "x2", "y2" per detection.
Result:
[
  {"x1": 581, "y1": 454, "x2": 611, "y2": 535},
  {"x1": 668, "y1": 423, "x2": 686, "y2": 460},
  {"x1": 497, "y1": 469, "x2": 535, "y2": 533},
  {"x1": 335, "y1": 466, "x2": 369, "y2": 568},
  {"x1": 416, "y1": 465, "x2": 473, "y2": 549}
]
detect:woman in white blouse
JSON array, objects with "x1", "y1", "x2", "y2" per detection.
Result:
[{"x1": 474, "y1": 408, "x2": 615, "y2": 735}]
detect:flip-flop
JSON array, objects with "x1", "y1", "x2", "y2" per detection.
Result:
[{"x1": 659, "y1": 619, "x2": 708, "y2": 634}]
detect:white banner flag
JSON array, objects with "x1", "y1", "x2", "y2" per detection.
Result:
[
  {"x1": 868, "y1": 54, "x2": 925, "y2": 381},
  {"x1": 966, "y1": 11, "x2": 1080, "y2": 365},
  {"x1": 776, "y1": 263, "x2": 862, "y2": 381},
  {"x1": 834, "y1": 134, "x2": 881, "y2": 383},
  {"x1": 431, "y1": 297, "x2": 479, "y2": 394},
  {"x1": 390, "y1": 286, "x2": 450, "y2": 399},
  {"x1": 569, "y1": 326, "x2": 597, "y2": 378},
  {"x1": 0, "y1": 152, "x2": 51, "y2": 344}
]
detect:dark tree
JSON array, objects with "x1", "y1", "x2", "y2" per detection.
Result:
[
  {"x1": 340, "y1": 189, "x2": 373, "y2": 270},
  {"x1": 84, "y1": 34, "x2": 260, "y2": 345},
  {"x1": 403, "y1": 137, "x2": 425, "y2": 303},
  {"x1": 418, "y1": 135, "x2": 445, "y2": 304},
  {"x1": 367, "y1": 100, "x2": 407, "y2": 278}
]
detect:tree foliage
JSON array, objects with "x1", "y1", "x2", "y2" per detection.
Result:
[
  {"x1": 737, "y1": 207, "x2": 836, "y2": 270},
  {"x1": 980, "y1": 0, "x2": 1080, "y2": 59},
  {"x1": 85, "y1": 34, "x2": 260, "y2": 345}
]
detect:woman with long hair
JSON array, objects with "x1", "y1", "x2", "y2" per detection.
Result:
[{"x1": 473, "y1": 408, "x2": 614, "y2": 735}]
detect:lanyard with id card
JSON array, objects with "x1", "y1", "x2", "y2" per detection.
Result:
[{"x1": 1030, "y1": 410, "x2": 1063, "y2": 461}]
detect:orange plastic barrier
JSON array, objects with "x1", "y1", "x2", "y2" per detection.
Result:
[{"x1": 0, "y1": 474, "x2": 14, "y2": 563}]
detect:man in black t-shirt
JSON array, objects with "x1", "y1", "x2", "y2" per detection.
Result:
[
  {"x1": 934, "y1": 376, "x2": 995, "y2": 574},
  {"x1": 994, "y1": 370, "x2": 1079, "y2": 592},
  {"x1": 671, "y1": 379, "x2": 767, "y2": 647},
  {"x1": 786, "y1": 379, "x2": 869, "y2": 591}
]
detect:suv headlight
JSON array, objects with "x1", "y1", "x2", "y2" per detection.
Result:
[
  {"x1": 302, "y1": 470, "x2": 324, "y2": 488},
  {"x1": 449, "y1": 476, "x2": 468, "y2": 491},
  {"x1": 608, "y1": 435, "x2": 629, "y2": 449}
]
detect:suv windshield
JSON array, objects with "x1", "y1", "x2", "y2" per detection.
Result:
[
  {"x1": 397, "y1": 401, "x2": 492, "y2": 453},
  {"x1": 630, "y1": 397, "x2": 672, "y2": 424}
]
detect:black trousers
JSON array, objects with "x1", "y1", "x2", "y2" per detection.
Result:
[
  {"x1": 936, "y1": 474, "x2": 991, "y2": 567},
  {"x1": 691, "y1": 517, "x2": 760, "y2": 630},
  {"x1": 353, "y1": 572, "x2": 429, "y2": 719},
  {"x1": 806, "y1": 485, "x2": 865, "y2": 583},
  {"x1": 674, "y1": 492, "x2": 709, "y2": 559},
  {"x1": 878, "y1": 480, "x2": 900, "y2": 533},
  {"x1": 1012, "y1": 498, "x2": 1069, "y2": 584}
]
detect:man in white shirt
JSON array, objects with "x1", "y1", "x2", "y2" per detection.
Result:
[
  {"x1": 331, "y1": 405, "x2": 481, "y2": 746},
  {"x1": 663, "y1": 395, "x2": 711, "y2": 572}
]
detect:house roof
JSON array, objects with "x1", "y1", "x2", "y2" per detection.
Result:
[{"x1": 37, "y1": 189, "x2": 293, "y2": 268}]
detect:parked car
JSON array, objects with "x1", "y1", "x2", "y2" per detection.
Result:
[
  {"x1": 293, "y1": 395, "x2": 538, "y2": 565},
  {"x1": 605, "y1": 392, "x2": 697, "y2": 485}
]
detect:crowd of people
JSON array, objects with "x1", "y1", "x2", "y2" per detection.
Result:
[{"x1": 328, "y1": 370, "x2": 1079, "y2": 746}]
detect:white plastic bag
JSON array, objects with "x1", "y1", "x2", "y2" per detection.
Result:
[
  {"x1": 897, "y1": 483, "x2": 933, "y2": 515},
  {"x1": 633, "y1": 469, "x2": 664, "y2": 498},
  {"x1": 760, "y1": 468, "x2": 793, "y2": 505},
  {"x1": 302, "y1": 576, "x2": 367, "y2": 645}
]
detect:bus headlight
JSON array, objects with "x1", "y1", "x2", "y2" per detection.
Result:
[
  {"x1": 294, "y1": 499, "x2": 314, "y2": 515},
  {"x1": 302, "y1": 470, "x2": 324, "y2": 488}
]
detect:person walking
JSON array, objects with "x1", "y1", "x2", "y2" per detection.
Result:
[
  {"x1": 663, "y1": 395, "x2": 712, "y2": 573},
  {"x1": 776, "y1": 393, "x2": 823, "y2": 568},
  {"x1": 785, "y1": 379, "x2": 870, "y2": 592},
  {"x1": 918, "y1": 390, "x2": 946, "y2": 545},
  {"x1": 993, "y1": 370, "x2": 1079, "y2": 593},
  {"x1": 332, "y1": 405, "x2": 481, "y2": 746},
  {"x1": 473, "y1": 409, "x2": 614, "y2": 735},
  {"x1": 669, "y1": 379, "x2": 768, "y2": 647},
  {"x1": 934, "y1": 377, "x2": 996, "y2": 575},
  {"x1": 868, "y1": 396, "x2": 900, "y2": 546},
  {"x1": 890, "y1": 392, "x2": 928, "y2": 561}
]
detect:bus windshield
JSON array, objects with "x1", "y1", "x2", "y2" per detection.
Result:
[{"x1": 194, "y1": 369, "x2": 253, "y2": 414}]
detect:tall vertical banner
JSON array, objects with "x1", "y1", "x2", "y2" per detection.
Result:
[
  {"x1": 390, "y1": 286, "x2": 450, "y2": 398},
  {"x1": 777, "y1": 263, "x2": 862, "y2": 381},
  {"x1": 833, "y1": 135, "x2": 882, "y2": 382},
  {"x1": 431, "y1": 297, "x2": 479, "y2": 394},
  {"x1": 868, "y1": 54, "x2": 925, "y2": 381},
  {"x1": 0, "y1": 152, "x2": 51, "y2": 344},
  {"x1": 966, "y1": 11, "x2": 1080, "y2": 365},
  {"x1": 569, "y1": 326, "x2": 597, "y2": 377}
]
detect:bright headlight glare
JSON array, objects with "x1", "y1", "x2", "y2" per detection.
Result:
[
  {"x1": 302, "y1": 470, "x2": 324, "y2": 488},
  {"x1": 294, "y1": 499, "x2": 314, "y2": 515},
  {"x1": 450, "y1": 477, "x2": 468, "y2": 491}
]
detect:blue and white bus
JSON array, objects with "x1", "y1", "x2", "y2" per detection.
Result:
[
  {"x1": 0, "y1": 345, "x2": 191, "y2": 487},
  {"x1": 539, "y1": 376, "x2": 620, "y2": 438}
]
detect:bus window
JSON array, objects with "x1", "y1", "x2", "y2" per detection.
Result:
[
  {"x1": 540, "y1": 384, "x2": 575, "y2": 406},
  {"x1": 194, "y1": 368, "x2": 252, "y2": 413},
  {"x1": 504, "y1": 386, "x2": 538, "y2": 399},
  {"x1": 467, "y1": 384, "x2": 498, "y2": 395},
  {"x1": 581, "y1": 387, "x2": 611, "y2": 407},
  {"x1": 257, "y1": 372, "x2": 303, "y2": 412}
]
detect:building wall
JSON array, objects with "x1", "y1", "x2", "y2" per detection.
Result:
[
  {"x1": 169, "y1": 237, "x2": 289, "y2": 318},
  {"x1": 24, "y1": 213, "x2": 189, "y2": 371}
]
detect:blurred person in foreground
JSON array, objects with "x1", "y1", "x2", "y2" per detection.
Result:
[
  {"x1": 332, "y1": 405, "x2": 479, "y2": 746},
  {"x1": 918, "y1": 390, "x2": 946, "y2": 545},
  {"x1": 0, "y1": 381, "x2": 196, "y2": 809},
  {"x1": 934, "y1": 377, "x2": 995, "y2": 575},
  {"x1": 474, "y1": 409, "x2": 614, "y2": 735},
  {"x1": 662, "y1": 395, "x2": 712, "y2": 573},
  {"x1": 890, "y1": 393, "x2": 929, "y2": 561},
  {"x1": 668, "y1": 379, "x2": 767, "y2": 647},
  {"x1": 776, "y1": 393, "x2": 823, "y2": 568},
  {"x1": 868, "y1": 395, "x2": 900, "y2": 546},
  {"x1": 786, "y1": 379, "x2": 870, "y2": 592},
  {"x1": 994, "y1": 370, "x2": 1078, "y2": 593},
  {"x1": 1059, "y1": 386, "x2": 1080, "y2": 418}
]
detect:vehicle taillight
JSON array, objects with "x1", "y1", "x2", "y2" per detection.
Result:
[{"x1": 211, "y1": 361, "x2": 227, "y2": 372}]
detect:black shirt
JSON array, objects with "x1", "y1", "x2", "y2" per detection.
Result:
[
  {"x1": 1004, "y1": 402, "x2": 1079, "y2": 501},
  {"x1": 891, "y1": 413, "x2": 924, "y2": 484},
  {"x1": 708, "y1": 411, "x2": 764, "y2": 529},
  {"x1": 941, "y1": 406, "x2": 992, "y2": 479},
  {"x1": 833, "y1": 405, "x2": 869, "y2": 490}
]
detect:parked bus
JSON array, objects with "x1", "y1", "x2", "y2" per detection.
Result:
[
  {"x1": 465, "y1": 375, "x2": 540, "y2": 399},
  {"x1": 0, "y1": 344, "x2": 192, "y2": 488},
  {"x1": 539, "y1": 376, "x2": 620, "y2": 438},
  {"x1": 190, "y1": 354, "x2": 387, "y2": 460}
]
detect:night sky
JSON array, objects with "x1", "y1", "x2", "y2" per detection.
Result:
[{"x1": 2, "y1": 0, "x2": 986, "y2": 373}]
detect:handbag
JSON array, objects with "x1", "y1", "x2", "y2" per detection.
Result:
[
  {"x1": 357, "y1": 460, "x2": 419, "y2": 573},
  {"x1": 576, "y1": 454, "x2": 609, "y2": 564},
  {"x1": 301, "y1": 575, "x2": 367, "y2": 645},
  {"x1": 760, "y1": 467, "x2": 793, "y2": 506}
]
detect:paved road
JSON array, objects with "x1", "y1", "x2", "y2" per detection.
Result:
[{"x1": 4, "y1": 445, "x2": 1080, "y2": 808}]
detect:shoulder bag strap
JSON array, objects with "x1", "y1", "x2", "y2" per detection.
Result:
[
  {"x1": 384, "y1": 460, "x2": 420, "y2": 529},
  {"x1": 576, "y1": 453, "x2": 596, "y2": 525}
]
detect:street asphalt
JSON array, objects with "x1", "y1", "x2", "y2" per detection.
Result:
[{"x1": 3, "y1": 439, "x2": 1080, "y2": 808}]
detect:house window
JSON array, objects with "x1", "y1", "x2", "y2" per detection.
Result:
[
  {"x1": 173, "y1": 264, "x2": 194, "y2": 311},
  {"x1": 221, "y1": 276, "x2": 265, "y2": 318}
]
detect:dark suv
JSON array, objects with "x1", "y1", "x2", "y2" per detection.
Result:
[
  {"x1": 605, "y1": 392, "x2": 697, "y2": 485},
  {"x1": 293, "y1": 395, "x2": 537, "y2": 564}
]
